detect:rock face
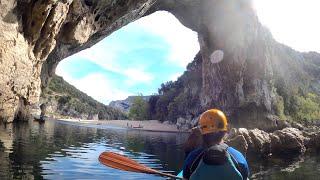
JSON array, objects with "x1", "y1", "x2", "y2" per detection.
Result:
[
  {"x1": 148, "y1": 52, "x2": 203, "y2": 123},
  {"x1": 147, "y1": 1, "x2": 320, "y2": 129},
  {"x1": 226, "y1": 127, "x2": 314, "y2": 156},
  {"x1": 176, "y1": 116, "x2": 199, "y2": 131},
  {"x1": 109, "y1": 96, "x2": 150, "y2": 113},
  {"x1": 0, "y1": 0, "x2": 155, "y2": 123},
  {"x1": 183, "y1": 125, "x2": 319, "y2": 159},
  {"x1": 0, "y1": 0, "x2": 319, "y2": 127}
]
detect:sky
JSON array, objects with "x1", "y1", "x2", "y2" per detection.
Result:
[
  {"x1": 253, "y1": 0, "x2": 320, "y2": 52},
  {"x1": 56, "y1": 1, "x2": 320, "y2": 105},
  {"x1": 56, "y1": 11, "x2": 200, "y2": 104}
]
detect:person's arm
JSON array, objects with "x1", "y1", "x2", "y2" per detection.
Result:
[
  {"x1": 182, "y1": 166, "x2": 191, "y2": 179},
  {"x1": 227, "y1": 147, "x2": 250, "y2": 179},
  {"x1": 182, "y1": 148, "x2": 204, "y2": 179}
]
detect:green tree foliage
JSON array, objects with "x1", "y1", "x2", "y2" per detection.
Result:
[
  {"x1": 273, "y1": 95, "x2": 286, "y2": 120},
  {"x1": 148, "y1": 49, "x2": 320, "y2": 124},
  {"x1": 155, "y1": 83, "x2": 181, "y2": 121},
  {"x1": 291, "y1": 93, "x2": 320, "y2": 121},
  {"x1": 148, "y1": 53, "x2": 203, "y2": 122},
  {"x1": 43, "y1": 75, "x2": 127, "y2": 120},
  {"x1": 148, "y1": 95, "x2": 159, "y2": 119},
  {"x1": 129, "y1": 95, "x2": 149, "y2": 120}
]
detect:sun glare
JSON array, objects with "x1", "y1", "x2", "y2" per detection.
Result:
[{"x1": 253, "y1": 0, "x2": 320, "y2": 52}]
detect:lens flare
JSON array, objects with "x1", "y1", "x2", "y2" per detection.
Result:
[{"x1": 210, "y1": 50, "x2": 224, "y2": 64}]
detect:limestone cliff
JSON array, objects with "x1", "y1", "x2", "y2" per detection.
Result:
[
  {"x1": 0, "y1": 0, "x2": 319, "y2": 130},
  {"x1": 151, "y1": 45, "x2": 320, "y2": 130},
  {"x1": 148, "y1": 52, "x2": 203, "y2": 122},
  {"x1": 109, "y1": 96, "x2": 150, "y2": 113},
  {"x1": 0, "y1": 0, "x2": 156, "y2": 123},
  {"x1": 148, "y1": 1, "x2": 320, "y2": 130}
]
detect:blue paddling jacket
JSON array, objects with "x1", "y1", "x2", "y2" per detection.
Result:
[{"x1": 182, "y1": 143, "x2": 249, "y2": 180}]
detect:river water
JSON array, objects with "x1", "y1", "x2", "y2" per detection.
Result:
[{"x1": 0, "y1": 120, "x2": 319, "y2": 179}]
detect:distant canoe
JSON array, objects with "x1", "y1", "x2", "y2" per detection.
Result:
[{"x1": 132, "y1": 126, "x2": 143, "y2": 129}]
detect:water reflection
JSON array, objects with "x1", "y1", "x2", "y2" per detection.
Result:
[
  {"x1": 0, "y1": 120, "x2": 319, "y2": 179},
  {"x1": 0, "y1": 120, "x2": 188, "y2": 179}
]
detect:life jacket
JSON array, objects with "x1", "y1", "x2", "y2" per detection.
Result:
[{"x1": 189, "y1": 143, "x2": 243, "y2": 180}]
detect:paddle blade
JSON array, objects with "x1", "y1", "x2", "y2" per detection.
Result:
[
  {"x1": 99, "y1": 152, "x2": 153, "y2": 173},
  {"x1": 98, "y1": 152, "x2": 183, "y2": 179}
]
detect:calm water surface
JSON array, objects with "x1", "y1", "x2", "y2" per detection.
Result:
[{"x1": 0, "y1": 119, "x2": 319, "y2": 179}]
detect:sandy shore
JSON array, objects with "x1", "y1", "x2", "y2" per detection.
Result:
[{"x1": 56, "y1": 118, "x2": 187, "y2": 133}]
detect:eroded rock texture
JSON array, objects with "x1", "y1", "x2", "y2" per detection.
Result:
[
  {"x1": 226, "y1": 127, "x2": 318, "y2": 157},
  {"x1": 0, "y1": 0, "x2": 319, "y2": 127},
  {"x1": 148, "y1": 0, "x2": 320, "y2": 129},
  {"x1": 183, "y1": 126, "x2": 319, "y2": 158},
  {"x1": 0, "y1": 0, "x2": 156, "y2": 122}
]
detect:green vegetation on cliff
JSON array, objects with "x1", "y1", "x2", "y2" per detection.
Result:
[
  {"x1": 128, "y1": 95, "x2": 149, "y2": 120},
  {"x1": 41, "y1": 75, "x2": 127, "y2": 120},
  {"x1": 147, "y1": 50, "x2": 320, "y2": 124},
  {"x1": 148, "y1": 53, "x2": 203, "y2": 123},
  {"x1": 291, "y1": 93, "x2": 320, "y2": 121},
  {"x1": 272, "y1": 51, "x2": 320, "y2": 122}
]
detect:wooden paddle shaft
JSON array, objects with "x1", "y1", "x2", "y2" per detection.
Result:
[{"x1": 149, "y1": 169, "x2": 183, "y2": 179}]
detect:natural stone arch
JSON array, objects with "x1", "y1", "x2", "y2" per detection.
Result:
[
  {"x1": 0, "y1": 0, "x2": 305, "y2": 130},
  {"x1": 149, "y1": 0, "x2": 276, "y2": 127},
  {"x1": 41, "y1": 0, "x2": 277, "y2": 129}
]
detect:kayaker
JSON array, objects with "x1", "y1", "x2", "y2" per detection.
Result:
[
  {"x1": 183, "y1": 126, "x2": 203, "y2": 159},
  {"x1": 182, "y1": 109, "x2": 249, "y2": 180}
]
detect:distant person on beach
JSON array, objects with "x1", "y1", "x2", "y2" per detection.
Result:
[
  {"x1": 182, "y1": 109, "x2": 249, "y2": 180},
  {"x1": 39, "y1": 103, "x2": 47, "y2": 121}
]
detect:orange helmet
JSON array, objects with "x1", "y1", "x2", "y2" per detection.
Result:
[{"x1": 199, "y1": 109, "x2": 228, "y2": 134}]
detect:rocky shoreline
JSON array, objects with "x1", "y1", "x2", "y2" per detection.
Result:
[
  {"x1": 56, "y1": 116, "x2": 319, "y2": 159},
  {"x1": 55, "y1": 118, "x2": 186, "y2": 133},
  {"x1": 177, "y1": 115, "x2": 319, "y2": 159},
  {"x1": 226, "y1": 126, "x2": 320, "y2": 158}
]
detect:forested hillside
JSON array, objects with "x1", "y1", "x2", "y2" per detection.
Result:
[
  {"x1": 148, "y1": 53, "x2": 203, "y2": 122},
  {"x1": 40, "y1": 75, "x2": 127, "y2": 120},
  {"x1": 147, "y1": 49, "x2": 320, "y2": 125}
]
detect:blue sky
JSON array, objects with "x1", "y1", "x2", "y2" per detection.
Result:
[
  {"x1": 56, "y1": 11, "x2": 199, "y2": 104},
  {"x1": 57, "y1": 1, "x2": 320, "y2": 105}
]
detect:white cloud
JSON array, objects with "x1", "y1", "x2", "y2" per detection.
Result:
[
  {"x1": 133, "y1": 11, "x2": 200, "y2": 67},
  {"x1": 56, "y1": 68, "x2": 130, "y2": 104},
  {"x1": 64, "y1": 11, "x2": 199, "y2": 86},
  {"x1": 74, "y1": 42, "x2": 121, "y2": 73},
  {"x1": 123, "y1": 68, "x2": 154, "y2": 86},
  {"x1": 56, "y1": 11, "x2": 200, "y2": 103},
  {"x1": 72, "y1": 41, "x2": 154, "y2": 86},
  {"x1": 253, "y1": 0, "x2": 320, "y2": 52}
]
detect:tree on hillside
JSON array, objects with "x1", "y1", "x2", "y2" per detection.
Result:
[
  {"x1": 148, "y1": 95, "x2": 159, "y2": 119},
  {"x1": 129, "y1": 95, "x2": 149, "y2": 120}
]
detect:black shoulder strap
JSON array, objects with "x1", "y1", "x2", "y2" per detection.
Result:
[
  {"x1": 220, "y1": 143, "x2": 229, "y2": 149},
  {"x1": 190, "y1": 143, "x2": 229, "y2": 174},
  {"x1": 189, "y1": 143, "x2": 246, "y2": 179},
  {"x1": 189, "y1": 150, "x2": 205, "y2": 174}
]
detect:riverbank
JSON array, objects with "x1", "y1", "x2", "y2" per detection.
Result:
[{"x1": 56, "y1": 118, "x2": 187, "y2": 133}]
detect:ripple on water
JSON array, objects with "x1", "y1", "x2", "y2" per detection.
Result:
[{"x1": 1, "y1": 120, "x2": 319, "y2": 179}]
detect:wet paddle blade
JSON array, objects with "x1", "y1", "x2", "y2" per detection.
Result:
[
  {"x1": 98, "y1": 152, "x2": 182, "y2": 179},
  {"x1": 99, "y1": 152, "x2": 152, "y2": 173}
]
